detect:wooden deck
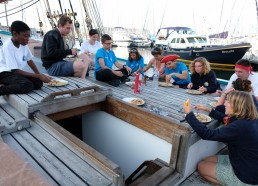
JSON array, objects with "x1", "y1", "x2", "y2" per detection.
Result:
[{"x1": 0, "y1": 68, "x2": 225, "y2": 185}]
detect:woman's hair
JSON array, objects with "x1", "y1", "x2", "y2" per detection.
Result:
[
  {"x1": 189, "y1": 57, "x2": 211, "y2": 75},
  {"x1": 128, "y1": 48, "x2": 142, "y2": 62},
  {"x1": 151, "y1": 47, "x2": 162, "y2": 55},
  {"x1": 232, "y1": 78, "x2": 252, "y2": 92},
  {"x1": 227, "y1": 91, "x2": 258, "y2": 120}
]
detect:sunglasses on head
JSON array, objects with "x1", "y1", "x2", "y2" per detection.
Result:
[{"x1": 130, "y1": 48, "x2": 138, "y2": 53}]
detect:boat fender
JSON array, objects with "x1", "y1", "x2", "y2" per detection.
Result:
[{"x1": 189, "y1": 50, "x2": 193, "y2": 56}]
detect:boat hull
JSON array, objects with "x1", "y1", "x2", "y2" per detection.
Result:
[{"x1": 164, "y1": 43, "x2": 258, "y2": 73}]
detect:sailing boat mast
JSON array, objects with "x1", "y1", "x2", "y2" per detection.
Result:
[{"x1": 68, "y1": 0, "x2": 83, "y2": 45}]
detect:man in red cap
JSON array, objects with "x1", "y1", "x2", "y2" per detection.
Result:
[
  {"x1": 161, "y1": 54, "x2": 190, "y2": 88},
  {"x1": 225, "y1": 59, "x2": 258, "y2": 100}
]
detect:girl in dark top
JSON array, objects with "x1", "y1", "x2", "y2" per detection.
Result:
[
  {"x1": 215, "y1": 78, "x2": 258, "y2": 112},
  {"x1": 187, "y1": 57, "x2": 221, "y2": 93},
  {"x1": 184, "y1": 91, "x2": 258, "y2": 185}
]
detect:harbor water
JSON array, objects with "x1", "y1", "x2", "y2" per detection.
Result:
[{"x1": 112, "y1": 47, "x2": 233, "y2": 80}]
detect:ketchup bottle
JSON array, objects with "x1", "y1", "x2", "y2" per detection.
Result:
[{"x1": 134, "y1": 73, "x2": 141, "y2": 94}]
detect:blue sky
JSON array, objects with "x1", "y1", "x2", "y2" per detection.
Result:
[{"x1": 0, "y1": 0, "x2": 257, "y2": 36}]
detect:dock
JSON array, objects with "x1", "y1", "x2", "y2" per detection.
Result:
[{"x1": 0, "y1": 66, "x2": 226, "y2": 185}]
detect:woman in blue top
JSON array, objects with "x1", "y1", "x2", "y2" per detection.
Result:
[
  {"x1": 160, "y1": 54, "x2": 190, "y2": 88},
  {"x1": 126, "y1": 48, "x2": 144, "y2": 76},
  {"x1": 95, "y1": 34, "x2": 132, "y2": 87},
  {"x1": 184, "y1": 91, "x2": 258, "y2": 185}
]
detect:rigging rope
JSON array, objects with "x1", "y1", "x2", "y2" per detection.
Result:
[
  {"x1": 0, "y1": 0, "x2": 36, "y2": 14},
  {"x1": 0, "y1": 0, "x2": 39, "y2": 18}
]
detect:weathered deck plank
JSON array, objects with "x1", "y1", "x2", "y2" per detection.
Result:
[{"x1": 3, "y1": 121, "x2": 112, "y2": 186}]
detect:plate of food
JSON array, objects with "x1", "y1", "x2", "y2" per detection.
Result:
[
  {"x1": 194, "y1": 113, "x2": 212, "y2": 123},
  {"x1": 159, "y1": 82, "x2": 173, "y2": 87},
  {"x1": 209, "y1": 102, "x2": 217, "y2": 108},
  {"x1": 186, "y1": 89, "x2": 202, "y2": 95},
  {"x1": 125, "y1": 82, "x2": 135, "y2": 87},
  {"x1": 47, "y1": 79, "x2": 68, "y2": 87},
  {"x1": 63, "y1": 57, "x2": 76, "y2": 62},
  {"x1": 122, "y1": 97, "x2": 145, "y2": 106}
]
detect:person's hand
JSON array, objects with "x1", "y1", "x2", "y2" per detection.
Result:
[
  {"x1": 165, "y1": 74, "x2": 172, "y2": 83},
  {"x1": 124, "y1": 66, "x2": 132, "y2": 74},
  {"x1": 187, "y1": 83, "x2": 193, "y2": 89},
  {"x1": 183, "y1": 99, "x2": 192, "y2": 114},
  {"x1": 198, "y1": 86, "x2": 207, "y2": 93},
  {"x1": 84, "y1": 50, "x2": 89, "y2": 55},
  {"x1": 71, "y1": 48, "x2": 78, "y2": 56},
  {"x1": 38, "y1": 74, "x2": 52, "y2": 83},
  {"x1": 194, "y1": 104, "x2": 211, "y2": 112},
  {"x1": 112, "y1": 70, "x2": 123, "y2": 77},
  {"x1": 216, "y1": 89, "x2": 223, "y2": 95},
  {"x1": 224, "y1": 87, "x2": 235, "y2": 94}
]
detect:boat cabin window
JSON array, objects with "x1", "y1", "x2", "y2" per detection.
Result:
[
  {"x1": 195, "y1": 37, "x2": 207, "y2": 43},
  {"x1": 187, "y1": 37, "x2": 198, "y2": 43},
  {"x1": 171, "y1": 38, "x2": 179, "y2": 43},
  {"x1": 179, "y1": 38, "x2": 186, "y2": 43}
]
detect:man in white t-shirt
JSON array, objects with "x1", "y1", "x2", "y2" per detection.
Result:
[
  {"x1": 0, "y1": 20, "x2": 51, "y2": 96},
  {"x1": 80, "y1": 29, "x2": 102, "y2": 72},
  {"x1": 225, "y1": 59, "x2": 258, "y2": 100}
]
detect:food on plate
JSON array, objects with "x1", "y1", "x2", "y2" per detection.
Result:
[
  {"x1": 184, "y1": 99, "x2": 190, "y2": 106},
  {"x1": 186, "y1": 89, "x2": 202, "y2": 94},
  {"x1": 195, "y1": 113, "x2": 211, "y2": 123},
  {"x1": 209, "y1": 102, "x2": 217, "y2": 108},
  {"x1": 159, "y1": 82, "x2": 173, "y2": 87},
  {"x1": 47, "y1": 80, "x2": 67, "y2": 86},
  {"x1": 130, "y1": 98, "x2": 144, "y2": 105}
]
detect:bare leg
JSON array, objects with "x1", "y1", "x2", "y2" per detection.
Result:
[
  {"x1": 72, "y1": 54, "x2": 89, "y2": 78},
  {"x1": 198, "y1": 156, "x2": 221, "y2": 185}
]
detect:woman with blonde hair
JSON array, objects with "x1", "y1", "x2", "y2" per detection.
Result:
[
  {"x1": 184, "y1": 91, "x2": 258, "y2": 185},
  {"x1": 187, "y1": 57, "x2": 221, "y2": 93}
]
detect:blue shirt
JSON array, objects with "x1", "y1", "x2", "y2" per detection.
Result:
[
  {"x1": 95, "y1": 48, "x2": 117, "y2": 73},
  {"x1": 165, "y1": 62, "x2": 190, "y2": 85},
  {"x1": 126, "y1": 57, "x2": 144, "y2": 75}
]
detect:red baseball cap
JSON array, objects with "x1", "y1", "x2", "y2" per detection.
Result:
[{"x1": 160, "y1": 54, "x2": 180, "y2": 63}]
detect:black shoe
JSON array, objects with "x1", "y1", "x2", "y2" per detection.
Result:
[{"x1": 108, "y1": 79, "x2": 121, "y2": 87}]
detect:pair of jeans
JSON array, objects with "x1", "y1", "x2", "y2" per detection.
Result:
[
  {"x1": 0, "y1": 72, "x2": 42, "y2": 95},
  {"x1": 96, "y1": 68, "x2": 129, "y2": 82}
]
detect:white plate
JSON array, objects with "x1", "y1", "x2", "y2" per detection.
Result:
[
  {"x1": 209, "y1": 102, "x2": 217, "y2": 108},
  {"x1": 63, "y1": 58, "x2": 76, "y2": 62},
  {"x1": 159, "y1": 82, "x2": 173, "y2": 87},
  {"x1": 47, "y1": 79, "x2": 68, "y2": 87},
  {"x1": 186, "y1": 89, "x2": 202, "y2": 95},
  {"x1": 213, "y1": 97, "x2": 220, "y2": 101},
  {"x1": 122, "y1": 97, "x2": 145, "y2": 106},
  {"x1": 125, "y1": 82, "x2": 135, "y2": 87},
  {"x1": 194, "y1": 113, "x2": 212, "y2": 123}
]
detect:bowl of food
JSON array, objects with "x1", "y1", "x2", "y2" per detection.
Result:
[
  {"x1": 194, "y1": 113, "x2": 212, "y2": 123},
  {"x1": 122, "y1": 97, "x2": 145, "y2": 106}
]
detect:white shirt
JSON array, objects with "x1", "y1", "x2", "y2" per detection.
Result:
[
  {"x1": 0, "y1": 42, "x2": 11, "y2": 73},
  {"x1": 0, "y1": 38, "x2": 33, "y2": 71},
  {"x1": 80, "y1": 40, "x2": 102, "y2": 55},
  {"x1": 226, "y1": 72, "x2": 258, "y2": 97}
]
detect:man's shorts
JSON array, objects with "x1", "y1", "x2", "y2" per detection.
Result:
[{"x1": 47, "y1": 61, "x2": 74, "y2": 76}]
